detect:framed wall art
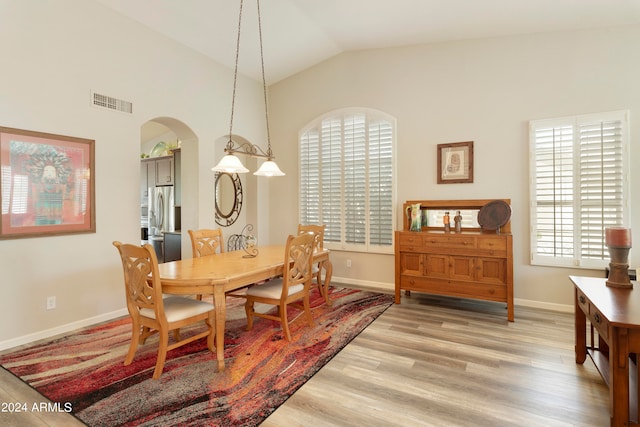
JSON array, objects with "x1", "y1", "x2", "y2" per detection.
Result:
[
  {"x1": 437, "y1": 141, "x2": 474, "y2": 184},
  {"x1": 0, "y1": 127, "x2": 95, "y2": 239}
]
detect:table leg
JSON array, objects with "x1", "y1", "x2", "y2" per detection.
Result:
[
  {"x1": 575, "y1": 287, "x2": 587, "y2": 364},
  {"x1": 610, "y1": 327, "x2": 630, "y2": 426},
  {"x1": 213, "y1": 287, "x2": 226, "y2": 371}
]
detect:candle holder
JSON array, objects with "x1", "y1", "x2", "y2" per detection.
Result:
[
  {"x1": 605, "y1": 227, "x2": 632, "y2": 289},
  {"x1": 241, "y1": 224, "x2": 258, "y2": 258}
]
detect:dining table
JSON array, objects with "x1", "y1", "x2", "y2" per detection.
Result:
[{"x1": 157, "y1": 245, "x2": 332, "y2": 371}]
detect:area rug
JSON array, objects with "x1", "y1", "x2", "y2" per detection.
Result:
[{"x1": 0, "y1": 287, "x2": 393, "y2": 426}]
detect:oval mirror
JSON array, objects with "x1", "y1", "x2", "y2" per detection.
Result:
[{"x1": 215, "y1": 172, "x2": 243, "y2": 226}]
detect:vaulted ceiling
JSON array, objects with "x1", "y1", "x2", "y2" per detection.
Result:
[{"x1": 96, "y1": 0, "x2": 640, "y2": 84}]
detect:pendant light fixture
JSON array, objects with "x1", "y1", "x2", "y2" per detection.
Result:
[{"x1": 212, "y1": 0, "x2": 284, "y2": 177}]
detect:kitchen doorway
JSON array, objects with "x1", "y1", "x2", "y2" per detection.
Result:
[{"x1": 141, "y1": 118, "x2": 199, "y2": 259}]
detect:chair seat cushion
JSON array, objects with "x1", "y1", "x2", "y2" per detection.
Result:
[
  {"x1": 245, "y1": 279, "x2": 304, "y2": 299},
  {"x1": 140, "y1": 296, "x2": 214, "y2": 323}
]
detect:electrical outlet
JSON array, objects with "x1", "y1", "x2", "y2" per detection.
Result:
[
  {"x1": 346, "y1": 259, "x2": 352, "y2": 268},
  {"x1": 46, "y1": 296, "x2": 56, "y2": 310}
]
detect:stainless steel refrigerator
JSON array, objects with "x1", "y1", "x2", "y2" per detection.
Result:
[{"x1": 148, "y1": 186, "x2": 174, "y2": 237}]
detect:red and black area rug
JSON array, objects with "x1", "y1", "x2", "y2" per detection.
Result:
[{"x1": 0, "y1": 287, "x2": 393, "y2": 426}]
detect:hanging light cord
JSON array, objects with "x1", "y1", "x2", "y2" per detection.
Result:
[
  {"x1": 220, "y1": 0, "x2": 276, "y2": 163},
  {"x1": 227, "y1": 0, "x2": 244, "y2": 151},
  {"x1": 256, "y1": 0, "x2": 273, "y2": 159}
]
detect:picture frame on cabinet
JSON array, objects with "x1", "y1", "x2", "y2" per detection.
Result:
[
  {"x1": 437, "y1": 141, "x2": 473, "y2": 184},
  {"x1": 0, "y1": 126, "x2": 95, "y2": 239}
]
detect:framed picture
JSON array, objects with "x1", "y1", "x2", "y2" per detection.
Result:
[
  {"x1": 0, "y1": 127, "x2": 95, "y2": 239},
  {"x1": 437, "y1": 141, "x2": 473, "y2": 184}
]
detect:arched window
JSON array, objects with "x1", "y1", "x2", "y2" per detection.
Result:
[{"x1": 299, "y1": 108, "x2": 395, "y2": 253}]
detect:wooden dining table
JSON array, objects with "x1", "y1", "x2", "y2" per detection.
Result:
[{"x1": 157, "y1": 245, "x2": 332, "y2": 371}]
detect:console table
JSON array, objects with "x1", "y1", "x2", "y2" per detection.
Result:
[{"x1": 572, "y1": 275, "x2": 640, "y2": 426}]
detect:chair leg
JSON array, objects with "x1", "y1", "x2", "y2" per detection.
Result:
[
  {"x1": 322, "y1": 261, "x2": 333, "y2": 306},
  {"x1": 125, "y1": 321, "x2": 140, "y2": 365},
  {"x1": 140, "y1": 326, "x2": 152, "y2": 344},
  {"x1": 245, "y1": 300, "x2": 255, "y2": 331},
  {"x1": 280, "y1": 305, "x2": 291, "y2": 341},
  {"x1": 153, "y1": 333, "x2": 169, "y2": 380},
  {"x1": 303, "y1": 294, "x2": 314, "y2": 327},
  {"x1": 315, "y1": 269, "x2": 325, "y2": 299}
]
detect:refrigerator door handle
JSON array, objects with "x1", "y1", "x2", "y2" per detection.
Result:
[{"x1": 157, "y1": 191, "x2": 164, "y2": 230}]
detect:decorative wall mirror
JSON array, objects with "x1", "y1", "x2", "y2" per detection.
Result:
[{"x1": 215, "y1": 172, "x2": 243, "y2": 226}]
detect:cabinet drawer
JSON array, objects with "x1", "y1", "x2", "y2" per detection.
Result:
[
  {"x1": 399, "y1": 275, "x2": 507, "y2": 301},
  {"x1": 423, "y1": 235, "x2": 476, "y2": 249},
  {"x1": 477, "y1": 237, "x2": 507, "y2": 251},
  {"x1": 398, "y1": 233, "x2": 423, "y2": 250},
  {"x1": 588, "y1": 306, "x2": 610, "y2": 342},
  {"x1": 576, "y1": 289, "x2": 590, "y2": 315}
]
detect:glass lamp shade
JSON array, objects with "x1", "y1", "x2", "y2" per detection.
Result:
[
  {"x1": 254, "y1": 160, "x2": 285, "y2": 176},
  {"x1": 212, "y1": 154, "x2": 249, "y2": 174}
]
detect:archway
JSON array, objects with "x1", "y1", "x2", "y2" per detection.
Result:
[{"x1": 141, "y1": 117, "x2": 199, "y2": 258}]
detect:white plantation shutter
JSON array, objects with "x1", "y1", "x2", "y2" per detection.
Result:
[
  {"x1": 300, "y1": 109, "x2": 395, "y2": 253},
  {"x1": 368, "y1": 119, "x2": 394, "y2": 246},
  {"x1": 299, "y1": 130, "x2": 320, "y2": 225},
  {"x1": 344, "y1": 115, "x2": 366, "y2": 246},
  {"x1": 578, "y1": 118, "x2": 625, "y2": 259},
  {"x1": 321, "y1": 117, "x2": 343, "y2": 244},
  {"x1": 530, "y1": 110, "x2": 629, "y2": 268},
  {"x1": 532, "y1": 124, "x2": 575, "y2": 260}
]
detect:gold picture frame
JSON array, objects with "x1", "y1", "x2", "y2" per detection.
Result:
[
  {"x1": 437, "y1": 141, "x2": 473, "y2": 184},
  {"x1": 0, "y1": 127, "x2": 95, "y2": 239}
]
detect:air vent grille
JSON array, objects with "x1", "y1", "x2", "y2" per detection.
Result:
[{"x1": 91, "y1": 91, "x2": 133, "y2": 114}]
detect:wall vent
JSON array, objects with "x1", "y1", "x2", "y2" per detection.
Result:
[{"x1": 91, "y1": 91, "x2": 133, "y2": 114}]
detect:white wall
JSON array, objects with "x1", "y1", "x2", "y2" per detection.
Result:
[
  {"x1": 0, "y1": 1, "x2": 638, "y2": 348},
  {"x1": 0, "y1": 0, "x2": 268, "y2": 347},
  {"x1": 267, "y1": 25, "x2": 640, "y2": 309}
]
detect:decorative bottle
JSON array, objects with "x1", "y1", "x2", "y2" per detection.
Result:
[
  {"x1": 454, "y1": 211, "x2": 462, "y2": 233},
  {"x1": 443, "y1": 211, "x2": 450, "y2": 232}
]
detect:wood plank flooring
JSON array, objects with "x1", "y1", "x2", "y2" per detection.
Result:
[{"x1": 0, "y1": 289, "x2": 609, "y2": 426}]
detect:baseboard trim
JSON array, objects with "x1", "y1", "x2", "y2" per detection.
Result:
[
  {"x1": 513, "y1": 298, "x2": 573, "y2": 313},
  {"x1": 0, "y1": 308, "x2": 127, "y2": 352},
  {"x1": 332, "y1": 276, "x2": 574, "y2": 313},
  {"x1": 1, "y1": 280, "x2": 575, "y2": 352}
]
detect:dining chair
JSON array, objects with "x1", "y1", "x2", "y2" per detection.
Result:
[
  {"x1": 188, "y1": 228, "x2": 225, "y2": 300},
  {"x1": 188, "y1": 228, "x2": 249, "y2": 299},
  {"x1": 298, "y1": 224, "x2": 332, "y2": 305},
  {"x1": 244, "y1": 233, "x2": 315, "y2": 341},
  {"x1": 188, "y1": 228, "x2": 225, "y2": 257},
  {"x1": 113, "y1": 241, "x2": 215, "y2": 380}
]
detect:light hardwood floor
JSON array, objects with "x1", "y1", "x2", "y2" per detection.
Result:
[{"x1": 0, "y1": 289, "x2": 609, "y2": 426}]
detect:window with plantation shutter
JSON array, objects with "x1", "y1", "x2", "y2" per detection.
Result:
[
  {"x1": 529, "y1": 110, "x2": 630, "y2": 268},
  {"x1": 299, "y1": 109, "x2": 395, "y2": 253}
]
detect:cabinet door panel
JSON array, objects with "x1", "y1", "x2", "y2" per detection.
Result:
[
  {"x1": 425, "y1": 254, "x2": 449, "y2": 278},
  {"x1": 140, "y1": 161, "x2": 150, "y2": 205},
  {"x1": 146, "y1": 161, "x2": 155, "y2": 189},
  {"x1": 401, "y1": 253, "x2": 422, "y2": 275},
  {"x1": 476, "y1": 258, "x2": 506, "y2": 284},
  {"x1": 155, "y1": 157, "x2": 174, "y2": 186},
  {"x1": 450, "y1": 256, "x2": 475, "y2": 281}
]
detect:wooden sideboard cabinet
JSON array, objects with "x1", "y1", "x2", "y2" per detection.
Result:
[{"x1": 395, "y1": 199, "x2": 514, "y2": 321}]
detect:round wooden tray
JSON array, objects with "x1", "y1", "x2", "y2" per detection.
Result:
[{"x1": 477, "y1": 200, "x2": 511, "y2": 230}]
